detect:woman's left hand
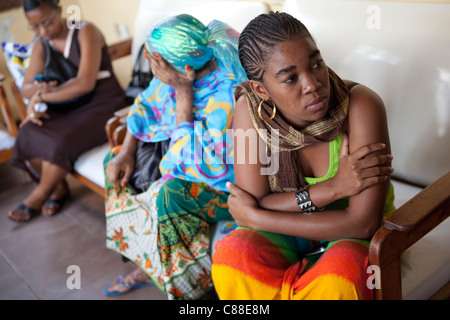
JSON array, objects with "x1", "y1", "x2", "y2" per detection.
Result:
[
  {"x1": 226, "y1": 182, "x2": 261, "y2": 229},
  {"x1": 144, "y1": 51, "x2": 196, "y2": 90},
  {"x1": 34, "y1": 80, "x2": 58, "y2": 93}
]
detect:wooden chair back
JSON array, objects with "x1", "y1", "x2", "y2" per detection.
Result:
[{"x1": 0, "y1": 75, "x2": 18, "y2": 163}]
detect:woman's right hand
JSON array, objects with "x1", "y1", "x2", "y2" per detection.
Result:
[
  {"x1": 144, "y1": 51, "x2": 196, "y2": 90},
  {"x1": 333, "y1": 133, "x2": 394, "y2": 198},
  {"x1": 106, "y1": 151, "x2": 135, "y2": 187},
  {"x1": 20, "y1": 92, "x2": 50, "y2": 128}
]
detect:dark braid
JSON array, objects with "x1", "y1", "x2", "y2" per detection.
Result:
[{"x1": 239, "y1": 11, "x2": 314, "y2": 82}]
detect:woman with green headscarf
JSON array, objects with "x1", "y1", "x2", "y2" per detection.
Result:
[{"x1": 103, "y1": 14, "x2": 245, "y2": 299}]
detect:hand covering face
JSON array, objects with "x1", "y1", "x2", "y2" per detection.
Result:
[{"x1": 145, "y1": 13, "x2": 246, "y2": 83}]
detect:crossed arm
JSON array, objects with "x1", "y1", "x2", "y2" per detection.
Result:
[{"x1": 228, "y1": 84, "x2": 393, "y2": 241}]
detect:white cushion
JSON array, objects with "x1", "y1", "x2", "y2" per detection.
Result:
[
  {"x1": 391, "y1": 179, "x2": 423, "y2": 210},
  {"x1": 390, "y1": 180, "x2": 450, "y2": 300},
  {"x1": 401, "y1": 217, "x2": 450, "y2": 300},
  {"x1": 73, "y1": 143, "x2": 111, "y2": 188},
  {"x1": 0, "y1": 128, "x2": 15, "y2": 151}
]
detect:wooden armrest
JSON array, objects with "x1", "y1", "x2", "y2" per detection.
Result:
[
  {"x1": 105, "y1": 116, "x2": 121, "y2": 148},
  {"x1": 105, "y1": 106, "x2": 131, "y2": 148},
  {"x1": 108, "y1": 38, "x2": 132, "y2": 61},
  {"x1": 113, "y1": 124, "x2": 127, "y2": 147},
  {"x1": 384, "y1": 172, "x2": 450, "y2": 232},
  {"x1": 369, "y1": 171, "x2": 450, "y2": 300},
  {"x1": 0, "y1": 83, "x2": 18, "y2": 137}
]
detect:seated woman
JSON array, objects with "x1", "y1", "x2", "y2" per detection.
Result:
[
  {"x1": 8, "y1": 0, "x2": 127, "y2": 222},
  {"x1": 212, "y1": 12, "x2": 395, "y2": 300},
  {"x1": 104, "y1": 13, "x2": 392, "y2": 300},
  {"x1": 103, "y1": 14, "x2": 247, "y2": 300}
]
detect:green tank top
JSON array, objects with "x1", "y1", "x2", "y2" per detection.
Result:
[{"x1": 304, "y1": 132, "x2": 396, "y2": 216}]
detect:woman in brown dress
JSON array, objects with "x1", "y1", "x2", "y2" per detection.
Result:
[{"x1": 8, "y1": 0, "x2": 127, "y2": 222}]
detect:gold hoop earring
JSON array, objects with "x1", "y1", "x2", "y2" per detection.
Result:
[{"x1": 258, "y1": 99, "x2": 277, "y2": 122}]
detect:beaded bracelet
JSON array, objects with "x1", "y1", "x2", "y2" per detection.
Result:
[{"x1": 295, "y1": 186, "x2": 324, "y2": 214}]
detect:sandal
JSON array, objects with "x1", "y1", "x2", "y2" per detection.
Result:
[
  {"x1": 104, "y1": 273, "x2": 154, "y2": 296},
  {"x1": 41, "y1": 192, "x2": 70, "y2": 216},
  {"x1": 8, "y1": 203, "x2": 40, "y2": 222}
]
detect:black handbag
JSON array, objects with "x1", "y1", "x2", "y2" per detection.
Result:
[
  {"x1": 39, "y1": 38, "x2": 94, "y2": 112},
  {"x1": 127, "y1": 139, "x2": 171, "y2": 194},
  {"x1": 124, "y1": 43, "x2": 153, "y2": 105}
]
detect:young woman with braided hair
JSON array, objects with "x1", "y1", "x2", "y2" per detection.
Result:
[{"x1": 212, "y1": 12, "x2": 395, "y2": 300}]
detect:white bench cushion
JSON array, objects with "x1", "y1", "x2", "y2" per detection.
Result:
[
  {"x1": 391, "y1": 180, "x2": 450, "y2": 300},
  {"x1": 73, "y1": 143, "x2": 111, "y2": 188},
  {"x1": 0, "y1": 128, "x2": 15, "y2": 151},
  {"x1": 401, "y1": 217, "x2": 450, "y2": 300}
]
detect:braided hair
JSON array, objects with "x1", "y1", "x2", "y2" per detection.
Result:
[
  {"x1": 22, "y1": 0, "x2": 60, "y2": 12},
  {"x1": 239, "y1": 11, "x2": 314, "y2": 82}
]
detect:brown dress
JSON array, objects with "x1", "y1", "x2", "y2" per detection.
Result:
[{"x1": 11, "y1": 28, "x2": 127, "y2": 173}]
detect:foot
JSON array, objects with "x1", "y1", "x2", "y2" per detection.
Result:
[
  {"x1": 104, "y1": 268, "x2": 153, "y2": 295},
  {"x1": 8, "y1": 187, "x2": 47, "y2": 222},
  {"x1": 42, "y1": 181, "x2": 69, "y2": 216},
  {"x1": 8, "y1": 204, "x2": 40, "y2": 222}
]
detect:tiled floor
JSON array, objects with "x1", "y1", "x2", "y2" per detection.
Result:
[{"x1": 0, "y1": 162, "x2": 166, "y2": 300}]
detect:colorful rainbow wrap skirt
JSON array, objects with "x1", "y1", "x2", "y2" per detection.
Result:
[{"x1": 212, "y1": 228, "x2": 375, "y2": 300}]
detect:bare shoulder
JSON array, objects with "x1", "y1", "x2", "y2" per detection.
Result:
[
  {"x1": 345, "y1": 81, "x2": 386, "y2": 116},
  {"x1": 233, "y1": 89, "x2": 253, "y2": 130},
  {"x1": 235, "y1": 91, "x2": 248, "y2": 113},
  {"x1": 232, "y1": 88, "x2": 271, "y2": 198},
  {"x1": 343, "y1": 80, "x2": 390, "y2": 148},
  {"x1": 77, "y1": 22, "x2": 104, "y2": 45},
  {"x1": 78, "y1": 21, "x2": 100, "y2": 33}
]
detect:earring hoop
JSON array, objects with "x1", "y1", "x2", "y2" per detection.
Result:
[{"x1": 258, "y1": 99, "x2": 277, "y2": 122}]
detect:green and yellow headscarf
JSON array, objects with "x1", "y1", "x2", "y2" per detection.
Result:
[{"x1": 145, "y1": 14, "x2": 247, "y2": 83}]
